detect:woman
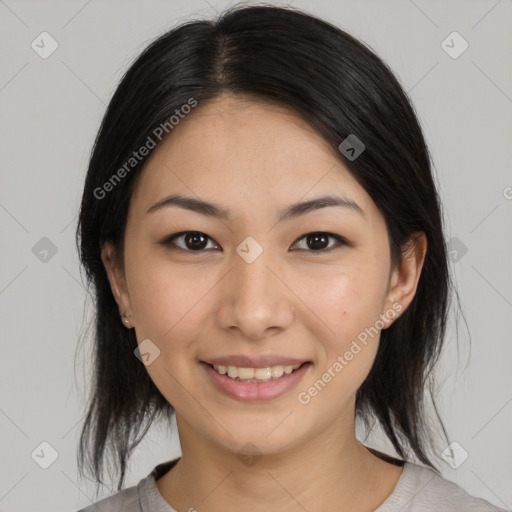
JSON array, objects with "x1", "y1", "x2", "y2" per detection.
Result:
[{"x1": 74, "y1": 4, "x2": 507, "y2": 511}]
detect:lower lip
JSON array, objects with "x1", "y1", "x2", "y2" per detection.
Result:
[{"x1": 200, "y1": 362, "x2": 311, "y2": 402}]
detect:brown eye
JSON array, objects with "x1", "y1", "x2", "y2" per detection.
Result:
[
  {"x1": 307, "y1": 233, "x2": 329, "y2": 250},
  {"x1": 160, "y1": 230, "x2": 347, "y2": 254},
  {"x1": 292, "y1": 232, "x2": 347, "y2": 253},
  {"x1": 161, "y1": 231, "x2": 219, "y2": 252},
  {"x1": 183, "y1": 232, "x2": 208, "y2": 250}
]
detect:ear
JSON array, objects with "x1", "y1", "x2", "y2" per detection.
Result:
[
  {"x1": 381, "y1": 232, "x2": 427, "y2": 328},
  {"x1": 101, "y1": 241, "x2": 133, "y2": 327}
]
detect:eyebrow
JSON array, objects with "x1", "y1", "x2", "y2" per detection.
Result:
[{"x1": 146, "y1": 193, "x2": 365, "y2": 222}]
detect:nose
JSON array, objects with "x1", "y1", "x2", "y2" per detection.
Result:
[{"x1": 216, "y1": 245, "x2": 295, "y2": 341}]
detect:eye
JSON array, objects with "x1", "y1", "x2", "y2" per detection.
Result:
[
  {"x1": 160, "y1": 231, "x2": 220, "y2": 252},
  {"x1": 160, "y1": 230, "x2": 347, "y2": 254},
  {"x1": 292, "y1": 232, "x2": 347, "y2": 253}
]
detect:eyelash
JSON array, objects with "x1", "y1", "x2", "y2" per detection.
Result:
[{"x1": 159, "y1": 231, "x2": 348, "y2": 254}]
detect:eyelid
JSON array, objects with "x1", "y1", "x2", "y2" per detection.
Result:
[
  {"x1": 291, "y1": 232, "x2": 348, "y2": 253},
  {"x1": 159, "y1": 231, "x2": 348, "y2": 254},
  {"x1": 159, "y1": 231, "x2": 221, "y2": 252}
]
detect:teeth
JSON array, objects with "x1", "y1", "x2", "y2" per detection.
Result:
[{"x1": 213, "y1": 363, "x2": 302, "y2": 382}]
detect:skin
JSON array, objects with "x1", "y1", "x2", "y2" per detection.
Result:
[{"x1": 102, "y1": 93, "x2": 427, "y2": 512}]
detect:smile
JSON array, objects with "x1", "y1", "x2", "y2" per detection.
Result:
[
  {"x1": 201, "y1": 361, "x2": 311, "y2": 402},
  {"x1": 212, "y1": 363, "x2": 303, "y2": 382}
]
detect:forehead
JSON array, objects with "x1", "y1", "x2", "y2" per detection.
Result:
[{"x1": 129, "y1": 94, "x2": 376, "y2": 222}]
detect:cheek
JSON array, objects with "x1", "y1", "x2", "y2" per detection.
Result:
[
  {"x1": 298, "y1": 260, "x2": 390, "y2": 401},
  {"x1": 295, "y1": 266, "x2": 387, "y2": 409},
  {"x1": 124, "y1": 246, "x2": 207, "y2": 345},
  {"x1": 302, "y1": 261, "x2": 389, "y2": 342},
  {"x1": 124, "y1": 254, "x2": 211, "y2": 401}
]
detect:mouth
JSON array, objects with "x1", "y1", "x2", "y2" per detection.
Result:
[
  {"x1": 205, "y1": 362, "x2": 307, "y2": 383},
  {"x1": 200, "y1": 360, "x2": 312, "y2": 402}
]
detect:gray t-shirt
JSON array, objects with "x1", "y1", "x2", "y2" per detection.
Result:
[{"x1": 76, "y1": 458, "x2": 509, "y2": 511}]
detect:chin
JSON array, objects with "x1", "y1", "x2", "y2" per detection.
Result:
[{"x1": 204, "y1": 415, "x2": 305, "y2": 456}]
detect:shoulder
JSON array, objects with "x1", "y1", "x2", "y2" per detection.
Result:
[
  {"x1": 73, "y1": 458, "x2": 180, "y2": 512},
  {"x1": 376, "y1": 462, "x2": 510, "y2": 512},
  {"x1": 74, "y1": 484, "x2": 140, "y2": 512}
]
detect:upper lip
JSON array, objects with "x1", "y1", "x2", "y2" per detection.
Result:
[{"x1": 203, "y1": 355, "x2": 310, "y2": 368}]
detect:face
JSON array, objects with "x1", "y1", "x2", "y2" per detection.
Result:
[{"x1": 102, "y1": 94, "x2": 426, "y2": 458}]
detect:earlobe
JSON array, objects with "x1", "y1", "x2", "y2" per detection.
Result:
[{"x1": 382, "y1": 232, "x2": 427, "y2": 328}]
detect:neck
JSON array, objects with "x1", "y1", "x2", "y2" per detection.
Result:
[{"x1": 156, "y1": 413, "x2": 403, "y2": 512}]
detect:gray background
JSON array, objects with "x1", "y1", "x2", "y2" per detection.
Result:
[{"x1": 0, "y1": 0, "x2": 511, "y2": 510}]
